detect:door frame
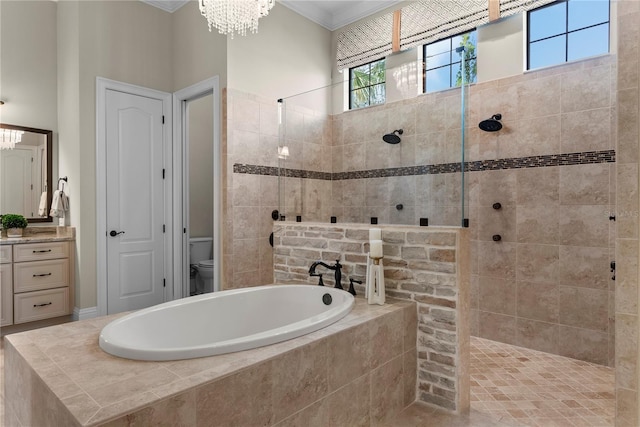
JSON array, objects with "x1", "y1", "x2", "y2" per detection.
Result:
[
  {"x1": 96, "y1": 77, "x2": 173, "y2": 316},
  {"x1": 172, "y1": 76, "x2": 221, "y2": 298}
]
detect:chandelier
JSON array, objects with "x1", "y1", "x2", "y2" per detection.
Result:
[
  {"x1": 0, "y1": 128, "x2": 24, "y2": 150},
  {"x1": 199, "y1": 0, "x2": 275, "y2": 37}
]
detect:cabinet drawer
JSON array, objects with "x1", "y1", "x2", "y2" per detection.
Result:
[
  {"x1": 0, "y1": 246, "x2": 11, "y2": 264},
  {"x1": 13, "y1": 259, "x2": 69, "y2": 293},
  {"x1": 13, "y1": 242, "x2": 69, "y2": 262},
  {"x1": 14, "y1": 287, "x2": 69, "y2": 324},
  {"x1": 1, "y1": 264, "x2": 13, "y2": 326}
]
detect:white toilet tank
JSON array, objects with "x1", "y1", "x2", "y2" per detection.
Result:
[{"x1": 189, "y1": 237, "x2": 213, "y2": 264}]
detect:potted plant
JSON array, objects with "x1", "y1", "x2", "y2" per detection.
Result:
[{"x1": 2, "y1": 213, "x2": 28, "y2": 238}]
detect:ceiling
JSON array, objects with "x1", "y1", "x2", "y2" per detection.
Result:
[{"x1": 140, "y1": 0, "x2": 403, "y2": 31}]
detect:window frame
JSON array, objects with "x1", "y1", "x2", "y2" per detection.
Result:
[
  {"x1": 526, "y1": 0, "x2": 610, "y2": 71},
  {"x1": 348, "y1": 58, "x2": 386, "y2": 110},
  {"x1": 422, "y1": 30, "x2": 478, "y2": 94}
]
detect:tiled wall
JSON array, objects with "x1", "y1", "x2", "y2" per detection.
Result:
[
  {"x1": 467, "y1": 56, "x2": 617, "y2": 366},
  {"x1": 615, "y1": 1, "x2": 640, "y2": 425},
  {"x1": 224, "y1": 89, "x2": 281, "y2": 289},
  {"x1": 273, "y1": 223, "x2": 470, "y2": 412}
]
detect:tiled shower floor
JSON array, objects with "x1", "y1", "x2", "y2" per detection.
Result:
[{"x1": 469, "y1": 336, "x2": 615, "y2": 427}]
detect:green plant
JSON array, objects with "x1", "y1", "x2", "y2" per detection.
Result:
[{"x1": 2, "y1": 213, "x2": 28, "y2": 229}]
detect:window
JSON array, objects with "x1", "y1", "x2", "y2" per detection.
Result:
[
  {"x1": 528, "y1": 0, "x2": 610, "y2": 70},
  {"x1": 424, "y1": 31, "x2": 477, "y2": 94},
  {"x1": 349, "y1": 59, "x2": 385, "y2": 109}
]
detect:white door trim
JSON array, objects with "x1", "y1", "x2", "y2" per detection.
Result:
[
  {"x1": 96, "y1": 77, "x2": 173, "y2": 316},
  {"x1": 172, "y1": 76, "x2": 221, "y2": 298}
]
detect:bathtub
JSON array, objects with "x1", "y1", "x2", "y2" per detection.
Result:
[{"x1": 99, "y1": 284, "x2": 354, "y2": 361}]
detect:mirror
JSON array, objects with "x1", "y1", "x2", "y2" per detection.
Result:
[{"x1": 0, "y1": 123, "x2": 53, "y2": 223}]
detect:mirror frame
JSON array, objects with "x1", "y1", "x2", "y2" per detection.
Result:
[{"x1": 0, "y1": 123, "x2": 53, "y2": 223}]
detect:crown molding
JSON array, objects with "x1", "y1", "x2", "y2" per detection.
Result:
[{"x1": 140, "y1": 0, "x2": 190, "y2": 13}]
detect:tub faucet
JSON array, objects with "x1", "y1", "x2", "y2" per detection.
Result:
[{"x1": 308, "y1": 260, "x2": 343, "y2": 290}]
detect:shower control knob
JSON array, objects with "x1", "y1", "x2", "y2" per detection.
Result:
[
  {"x1": 492, "y1": 203, "x2": 502, "y2": 210},
  {"x1": 492, "y1": 234, "x2": 501, "y2": 242}
]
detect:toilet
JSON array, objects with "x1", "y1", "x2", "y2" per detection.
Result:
[{"x1": 189, "y1": 237, "x2": 214, "y2": 295}]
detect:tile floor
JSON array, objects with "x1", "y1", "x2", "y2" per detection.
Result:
[
  {"x1": 468, "y1": 336, "x2": 615, "y2": 427},
  {"x1": 0, "y1": 335, "x2": 616, "y2": 426}
]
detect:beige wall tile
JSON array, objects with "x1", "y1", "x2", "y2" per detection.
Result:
[
  {"x1": 615, "y1": 314, "x2": 638, "y2": 391},
  {"x1": 558, "y1": 325, "x2": 609, "y2": 365},
  {"x1": 326, "y1": 374, "x2": 371, "y2": 427},
  {"x1": 557, "y1": 245, "x2": 610, "y2": 289},
  {"x1": 371, "y1": 356, "x2": 405, "y2": 426},
  {"x1": 516, "y1": 243, "x2": 559, "y2": 283},
  {"x1": 195, "y1": 361, "x2": 274, "y2": 426},
  {"x1": 517, "y1": 281, "x2": 559, "y2": 323},
  {"x1": 561, "y1": 108, "x2": 612, "y2": 153},
  {"x1": 516, "y1": 318, "x2": 559, "y2": 354},
  {"x1": 559, "y1": 163, "x2": 610, "y2": 205},
  {"x1": 100, "y1": 391, "x2": 197, "y2": 427},
  {"x1": 477, "y1": 241, "x2": 517, "y2": 279},
  {"x1": 561, "y1": 65, "x2": 612, "y2": 113},
  {"x1": 478, "y1": 276, "x2": 516, "y2": 316},
  {"x1": 616, "y1": 239, "x2": 639, "y2": 314},
  {"x1": 478, "y1": 170, "x2": 517, "y2": 207},
  {"x1": 370, "y1": 310, "x2": 404, "y2": 369},
  {"x1": 327, "y1": 322, "x2": 372, "y2": 391},
  {"x1": 559, "y1": 286, "x2": 609, "y2": 332},
  {"x1": 559, "y1": 205, "x2": 610, "y2": 247},
  {"x1": 271, "y1": 339, "x2": 329, "y2": 423},
  {"x1": 617, "y1": 88, "x2": 640, "y2": 163},
  {"x1": 477, "y1": 206, "x2": 516, "y2": 243},
  {"x1": 516, "y1": 167, "x2": 559, "y2": 205},
  {"x1": 478, "y1": 311, "x2": 516, "y2": 345},
  {"x1": 518, "y1": 75, "x2": 562, "y2": 119},
  {"x1": 403, "y1": 348, "x2": 417, "y2": 407},
  {"x1": 616, "y1": 388, "x2": 639, "y2": 427},
  {"x1": 516, "y1": 205, "x2": 560, "y2": 245}
]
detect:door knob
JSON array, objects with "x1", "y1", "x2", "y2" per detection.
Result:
[{"x1": 109, "y1": 230, "x2": 125, "y2": 237}]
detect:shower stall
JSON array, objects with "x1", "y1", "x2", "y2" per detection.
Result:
[{"x1": 275, "y1": 58, "x2": 471, "y2": 229}]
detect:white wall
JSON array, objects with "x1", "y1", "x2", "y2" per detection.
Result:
[
  {"x1": 172, "y1": 1, "x2": 227, "y2": 92},
  {"x1": 477, "y1": 14, "x2": 524, "y2": 83},
  {"x1": 0, "y1": 1, "x2": 58, "y2": 131},
  {"x1": 188, "y1": 94, "x2": 214, "y2": 239},
  {"x1": 227, "y1": 3, "x2": 332, "y2": 104}
]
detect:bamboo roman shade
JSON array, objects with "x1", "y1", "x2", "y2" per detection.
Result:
[{"x1": 336, "y1": 0, "x2": 561, "y2": 71}]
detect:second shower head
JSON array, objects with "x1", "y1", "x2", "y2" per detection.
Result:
[
  {"x1": 479, "y1": 114, "x2": 502, "y2": 132},
  {"x1": 383, "y1": 129, "x2": 403, "y2": 144}
]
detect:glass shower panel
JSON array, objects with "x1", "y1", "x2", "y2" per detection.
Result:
[{"x1": 277, "y1": 59, "x2": 469, "y2": 228}]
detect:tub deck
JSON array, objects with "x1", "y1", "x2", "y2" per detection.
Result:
[{"x1": 4, "y1": 295, "x2": 417, "y2": 426}]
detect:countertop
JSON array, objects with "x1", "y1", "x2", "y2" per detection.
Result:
[{"x1": 0, "y1": 226, "x2": 75, "y2": 244}]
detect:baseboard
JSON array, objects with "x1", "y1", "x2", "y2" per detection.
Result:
[{"x1": 73, "y1": 306, "x2": 98, "y2": 321}]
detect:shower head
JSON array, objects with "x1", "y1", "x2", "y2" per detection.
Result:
[
  {"x1": 479, "y1": 114, "x2": 502, "y2": 132},
  {"x1": 383, "y1": 129, "x2": 403, "y2": 144}
]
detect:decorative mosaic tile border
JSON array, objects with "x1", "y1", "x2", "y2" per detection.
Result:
[{"x1": 233, "y1": 149, "x2": 615, "y2": 180}]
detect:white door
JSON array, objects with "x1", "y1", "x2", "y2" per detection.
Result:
[{"x1": 106, "y1": 89, "x2": 166, "y2": 313}]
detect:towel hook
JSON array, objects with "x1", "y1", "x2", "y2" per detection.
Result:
[{"x1": 58, "y1": 176, "x2": 68, "y2": 191}]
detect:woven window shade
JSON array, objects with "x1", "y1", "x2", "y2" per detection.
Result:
[
  {"x1": 400, "y1": 0, "x2": 488, "y2": 51},
  {"x1": 499, "y1": 0, "x2": 557, "y2": 18},
  {"x1": 336, "y1": 12, "x2": 393, "y2": 71},
  {"x1": 336, "y1": 0, "x2": 560, "y2": 71}
]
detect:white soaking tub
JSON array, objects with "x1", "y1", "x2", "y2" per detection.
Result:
[{"x1": 99, "y1": 284, "x2": 354, "y2": 361}]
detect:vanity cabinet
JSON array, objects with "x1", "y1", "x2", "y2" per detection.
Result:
[
  {"x1": 1, "y1": 245, "x2": 13, "y2": 326},
  {"x1": 2, "y1": 241, "x2": 73, "y2": 325}
]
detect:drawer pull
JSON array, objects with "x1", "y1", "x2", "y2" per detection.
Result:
[
  {"x1": 33, "y1": 273, "x2": 53, "y2": 277},
  {"x1": 33, "y1": 249, "x2": 53, "y2": 253},
  {"x1": 33, "y1": 302, "x2": 53, "y2": 307}
]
